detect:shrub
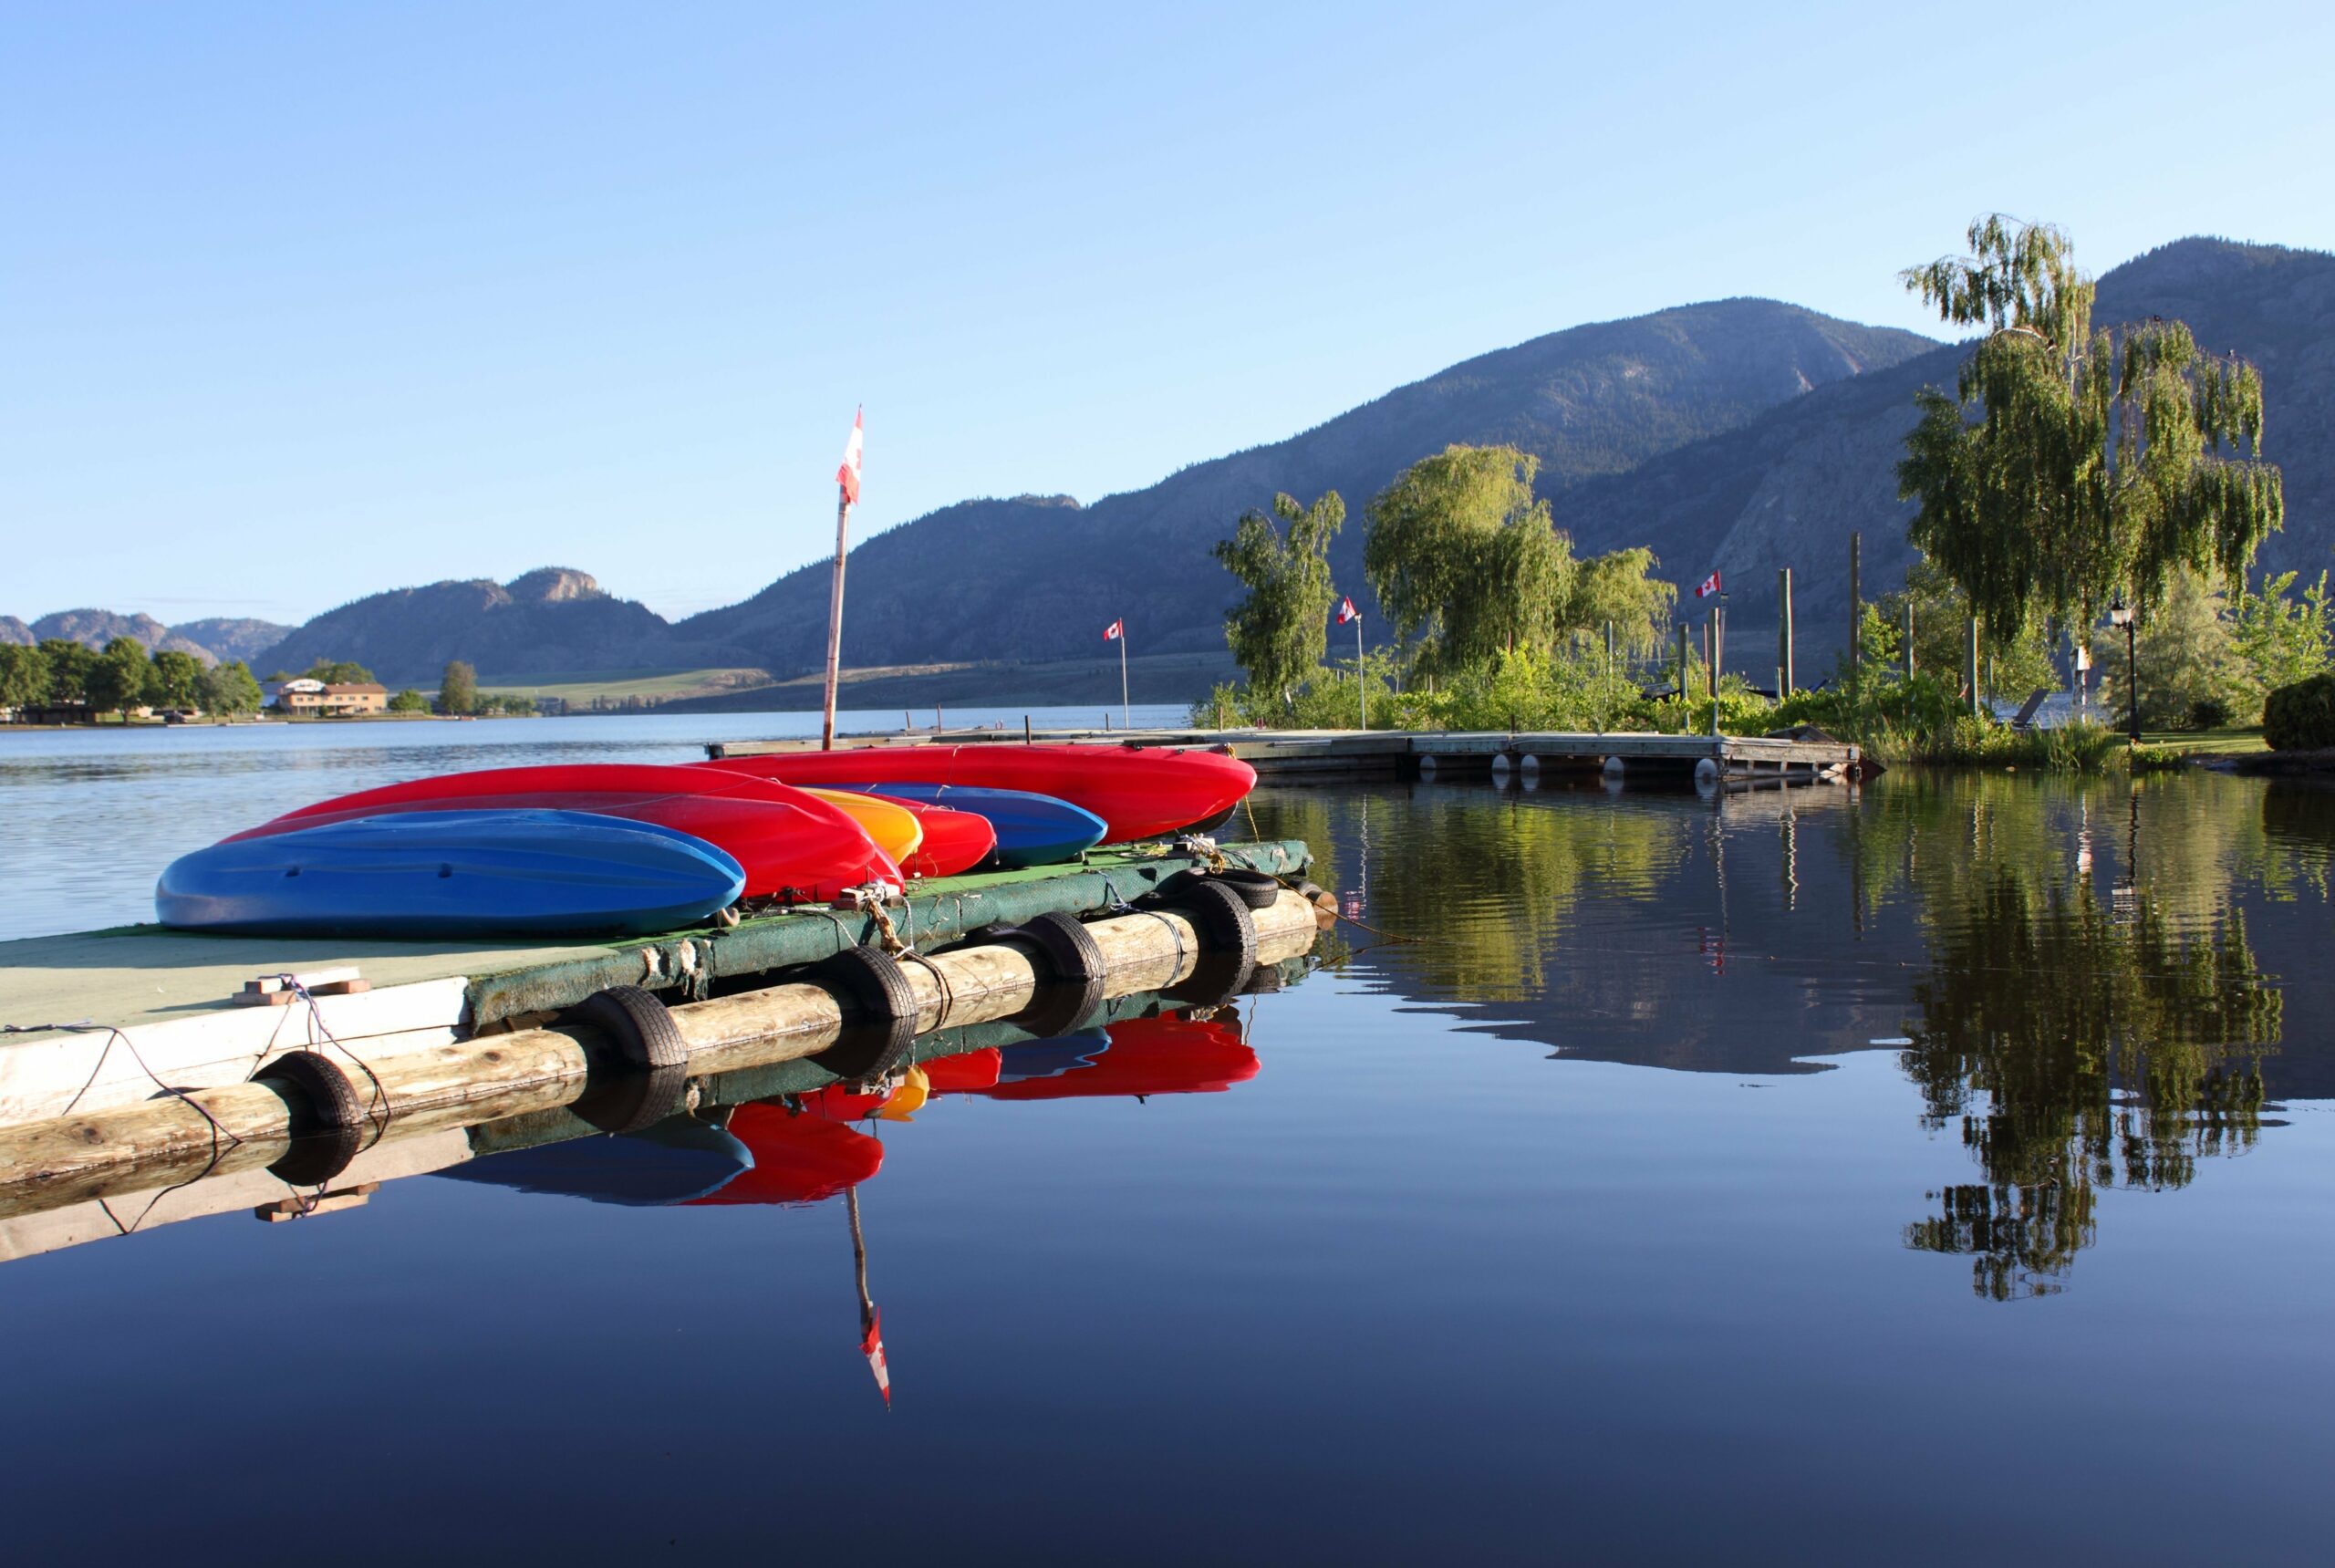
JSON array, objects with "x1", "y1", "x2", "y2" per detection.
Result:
[{"x1": 2263, "y1": 672, "x2": 2335, "y2": 751}]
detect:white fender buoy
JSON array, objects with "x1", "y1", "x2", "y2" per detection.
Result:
[
  {"x1": 1694, "y1": 757, "x2": 1720, "y2": 788},
  {"x1": 1417, "y1": 753, "x2": 1438, "y2": 778},
  {"x1": 1601, "y1": 755, "x2": 1624, "y2": 780},
  {"x1": 1519, "y1": 754, "x2": 1541, "y2": 778}
]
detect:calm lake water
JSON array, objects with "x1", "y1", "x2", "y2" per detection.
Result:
[{"x1": 5, "y1": 720, "x2": 2334, "y2": 1563}]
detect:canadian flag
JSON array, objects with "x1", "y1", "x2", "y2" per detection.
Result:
[
  {"x1": 861, "y1": 1306, "x2": 891, "y2": 1407},
  {"x1": 1104, "y1": 619, "x2": 1123, "y2": 641},
  {"x1": 836, "y1": 408, "x2": 865, "y2": 505},
  {"x1": 1695, "y1": 569, "x2": 1722, "y2": 599},
  {"x1": 1335, "y1": 596, "x2": 1359, "y2": 625}
]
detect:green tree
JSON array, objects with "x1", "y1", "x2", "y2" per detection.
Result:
[
  {"x1": 1365, "y1": 444, "x2": 1573, "y2": 677},
  {"x1": 387, "y1": 688, "x2": 432, "y2": 713},
  {"x1": 86, "y1": 636, "x2": 151, "y2": 718},
  {"x1": 2231, "y1": 569, "x2": 2332, "y2": 701},
  {"x1": 146, "y1": 649, "x2": 205, "y2": 710},
  {"x1": 0, "y1": 643, "x2": 49, "y2": 711},
  {"x1": 304, "y1": 659, "x2": 376, "y2": 685},
  {"x1": 1563, "y1": 546, "x2": 1677, "y2": 658},
  {"x1": 2098, "y1": 566, "x2": 2245, "y2": 729},
  {"x1": 439, "y1": 659, "x2": 479, "y2": 715},
  {"x1": 199, "y1": 660, "x2": 265, "y2": 715},
  {"x1": 1877, "y1": 554, "x2": 2058, "y2": 701},
  {"x1": 1897, "y1": 215, "x2": 2283, "y2": 646},
  {"x1": 1212, "y1": 490, "x2": 1345, "y2": 701},
  {"x1": 37, "y1": 639, "x2": 95, "y2": 702}
]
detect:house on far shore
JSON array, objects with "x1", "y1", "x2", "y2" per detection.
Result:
[{"x1": 274, "y1": 679, "x2": 389, "y2": 717}]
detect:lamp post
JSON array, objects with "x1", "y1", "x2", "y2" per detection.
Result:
[{"x1": 2108, "y1": 597, "x2": 2138, "y2": 743}]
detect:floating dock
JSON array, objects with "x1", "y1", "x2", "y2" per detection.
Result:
[
  {"x1": 708, "y1": 727, "x2": 1861, "y2": 786},
  {"x1": 0, "y1": 839, "x2": 1321, "y2": 1237}
]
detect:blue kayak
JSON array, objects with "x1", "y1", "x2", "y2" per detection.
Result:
[
  {"x1": 824, "y1": 783, "x2": 1107, "y2": 867},
  {"x1": 156, "y1": 809, "x2": 747, "y2": 938}
]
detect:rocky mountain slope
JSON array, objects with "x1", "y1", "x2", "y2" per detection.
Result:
[
  {"x1": 249, "y1": 568, "x2": 743, "y2": 686},
  {"x1": 1551, "y1": 238, "x2": 2335, "y2": 663},
  {"x1": 680, "y1": 300, "x2": 1937, "y2": 671}
]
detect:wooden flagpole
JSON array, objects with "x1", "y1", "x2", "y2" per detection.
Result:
[
  {"x1": 1118, "y1": 621, "x2": 1130, "y2": 728},
  {"x1": 819, "y1": 486, "x2": 850, "y2": 751}
]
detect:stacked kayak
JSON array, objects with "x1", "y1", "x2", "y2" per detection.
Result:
[
  {"x1": 813, "y1": 784, "x2": 1105, "y2": 868},
  {"x1": 156, "y1": 810, "x2": 747, "y2": 939},
  {"x1": 700, "y1": 742, "x2": 1256, "y2": 844},
  {"x1": 226, "y1": 763, "x2": 899, "y2": 900},
  {"x1": 794, "y1": 787, "x2": 1001, "y2": 877}
]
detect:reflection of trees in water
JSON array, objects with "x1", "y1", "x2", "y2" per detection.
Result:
[
  {"x1": 1841, "y1": 770, "x2": 2308, "y2": 935},
  {"x1": 1291, "y1": 786, "x2": 1686, "y2": 1002},
  {"x1": 1903, "y1": 869, "x2": 2281, "y2": 1300}
]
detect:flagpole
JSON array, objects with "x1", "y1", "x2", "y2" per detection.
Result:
[
  {"x1": 819, "y1": 484, "x2": 851, "y2": 751},
  {"x1": 1119, "y1": 622, "x2": 1130, "y2": 729},
  {"x1": 1355, "y1": 610, "x2": 1365, "y2": 730}
]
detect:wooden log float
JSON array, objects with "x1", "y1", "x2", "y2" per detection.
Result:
[{"x1": 0, "y1": 889, "x2": 1323, "y2": 1210}]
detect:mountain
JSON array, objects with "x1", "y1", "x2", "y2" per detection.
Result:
[
  {"x1": 251, "y1": 567, "x2": 747, "y2": 686},
  {"x1": 1552, "y1": 237, "x2": 2335, "y2": 664},
  {"x1": 171, "y1": 617, "x2": 294, "y2": 664},
  {"x1": 110, "y1": 236, "x2": 2330, "y2": 694},
  {"x1": 29, "y1": 609, "x2": 221, "y2": 664},
  {"x1": 678, "y1": 300, "x2": 1938, "y2": 670},
  {"x1": 0, "y1": 618, "x2": 29, "y2": 647}
]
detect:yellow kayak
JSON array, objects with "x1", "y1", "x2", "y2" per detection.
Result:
[{"x1": 804, "y1": 787, "x2": 925, "y2": 867}]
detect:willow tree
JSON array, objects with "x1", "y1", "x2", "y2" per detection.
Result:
[
  {"x1": 1565, "y1": 545, "x2": 1678, "y2": 657},
  {"x1": 1364, "y1": 444, "x2": 1572, "y2": 676},
  {"x1": 1896, "y1": 215, "x2": 2284, "y2": 647},
  {"x1": 1212, "y1": 490, "x2": 1345, "y2": 700}
]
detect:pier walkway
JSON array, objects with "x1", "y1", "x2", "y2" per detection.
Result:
[{"x1": 709, "y1": 727, "x2": 1861, "y2": 785}]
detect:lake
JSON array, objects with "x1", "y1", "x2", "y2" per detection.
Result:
[{"x1": 4, "y1": 719, "x2": 2333, "y2": 1563}]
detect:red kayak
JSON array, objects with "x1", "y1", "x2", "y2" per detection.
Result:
[
  {"x1": 687, "y1": 1103, "x2": 883, "y2": 1206},
  {"x1": 701, "y1": 743, "x2": 1256, "y2": 844},
  {"x1": 877, "y1": 796, "x2": 998, "y2": 878},
  {"x1": 230, "y1": 763, "x2": 898, "y2": 902},
  {"x1": 974, "y1": 1013, "x2": 1259, "y2": 1101}
]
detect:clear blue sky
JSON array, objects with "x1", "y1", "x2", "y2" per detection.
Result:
[{"x1": 5, "y1": 1, "x2": 2330, "y2": 627}]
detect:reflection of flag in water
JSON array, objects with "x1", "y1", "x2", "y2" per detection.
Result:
[
  {"x1": 1697, "y1": 925, "x2": 1726, "y2": 974},
  {"x1": 861, "y1": 1305, "x2": 891, "y2": 1407}
]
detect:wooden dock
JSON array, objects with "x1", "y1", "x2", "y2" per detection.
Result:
[
  {"x1": 709, "y1": 727, "x2": 1861, "y2": 786},
  {"x1": 0, "y1": 839, "x2": 1313, "y2": 1137}
]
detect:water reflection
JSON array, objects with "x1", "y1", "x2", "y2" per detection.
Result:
[
  {"x1": 1250, "y1": 769, "x2": 2333, "y2": 1299},
  {"x1": 1902, "y1": 870, "x2": 2281, "y2": 1299},
  {"x1": 449, "y1": 1008, "x2": 1260, "y2": 1402}
]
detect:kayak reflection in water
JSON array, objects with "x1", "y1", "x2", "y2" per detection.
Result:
[{"x1": 441, "y1": 1009, "x2": 1260, "y2": 1405}]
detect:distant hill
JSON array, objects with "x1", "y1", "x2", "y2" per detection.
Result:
[
  {"x1": 28, "y1": 609, "x2": 221, "y2": 664},
  {"x1": 1551, "y1": 237, "x2": 2335, "y2": 665},
  {"x1": 172, "y1": 617, "x2": 293, "y2": 664},
  {"x1": 70, "y1": 235, "x2": 2329, "y2": 699},
  {"x1": 680, "y1": 300, "x2": 1937, "y2": 671},
  {"x1": 252, "y1": 567, "x2": 749, "y2": 686},
  {"x1": 0, "y1": 617, "x2": 29, "y2": 647}
]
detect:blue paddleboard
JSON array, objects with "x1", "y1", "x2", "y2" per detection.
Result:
[
  {"x1": 825, "y1": 783, "x2": 1108, "y2": 867},
  {"x1": 156, "y1": 809, "x2": 747, "y2": 938}
]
